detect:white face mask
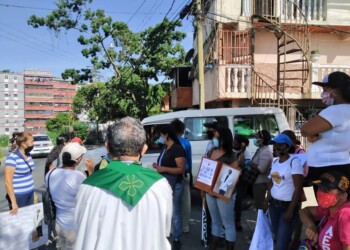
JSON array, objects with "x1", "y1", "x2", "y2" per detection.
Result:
[{"x1": 321, "y1": 91, "x2": 334, "y2": 106}]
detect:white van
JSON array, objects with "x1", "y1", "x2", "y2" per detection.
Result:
[{"x1": 141, "y1": 107, "x2": 290, "y2": 177}]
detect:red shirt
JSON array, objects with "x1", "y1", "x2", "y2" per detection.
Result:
[{"x1": 317, "y1": 202, "x2": 350, "y2": 250}]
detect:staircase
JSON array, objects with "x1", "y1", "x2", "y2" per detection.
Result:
[{"x1": 250, "y1": 0, "x2": 310, "y2": 144}]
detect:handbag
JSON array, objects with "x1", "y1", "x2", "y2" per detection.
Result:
[
  {"x1": 241, "y1": 167, "x2": 260, "y2": 184},
  {"x1": 249, "y1": 210, "x2": 274, "y2": 250},
  {"x1": 42, "y1": 168, "x2": 57, "y2": 224}
]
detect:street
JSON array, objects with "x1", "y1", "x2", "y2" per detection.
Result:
[{"x1": 0, "y1": 149, "x2": 255, "y2": 250}]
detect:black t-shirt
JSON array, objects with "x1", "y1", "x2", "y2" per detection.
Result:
[{"x1": 157, "y1": 143, "x2": 185, "y2": 188}]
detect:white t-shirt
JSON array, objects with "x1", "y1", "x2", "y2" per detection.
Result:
[
  {"x1": 74, "y1": 178, "x2": 173, "y2": 250},
  {"x1": 269, "y1": 156, "x2": 304, "y2": 201},
  {"x1": 307, "y1": 104, "x2": 350, "y2": 167},
  {"x1": 45, "y1": 168, "x2": 86, "y2": 230}
]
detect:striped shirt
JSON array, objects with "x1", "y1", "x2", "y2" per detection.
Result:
[{"x1": 5, "y1": 150, "x2": 35, "y2": 195}]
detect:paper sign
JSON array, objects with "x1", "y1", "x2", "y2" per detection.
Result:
[
  {"x1": 0, "y1": 203, "x2": 48, "y2": 250},
  {"x1": 196, "y1": 158, "x2": 220, "y2": 186}
]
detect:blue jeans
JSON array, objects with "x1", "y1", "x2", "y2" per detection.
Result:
[
  {"x1": 172, "y1": 180, "x2": 184, "y2": 240},
  {"x1": 206, "y1": 193, "x2": 236, "y2": 242},
  {"x1": 7, "y1": 191, "x2": 34, "y2": 209},
  {"x1": 268, "y1": 198, "x2": 299, "y2": 250}
]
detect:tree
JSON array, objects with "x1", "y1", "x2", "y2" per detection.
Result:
[
  {"x1": 46, "y1": 112, "x2": 71, "y2": 133},
  {"x1": 28, "y1": 1, "x2": 189, "y2": 119}
]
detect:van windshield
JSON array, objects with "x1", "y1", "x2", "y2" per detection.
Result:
[{"x1": 34, "y1": 136, "x2": 50, "y2": 142}]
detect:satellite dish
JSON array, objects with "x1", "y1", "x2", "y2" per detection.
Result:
[{"x1": 185, "y1": 48, "x2": 194, "y2": 62}]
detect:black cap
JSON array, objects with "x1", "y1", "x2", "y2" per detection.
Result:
[
  {"x1": 313, "y1": 171, "x2": 350, "y2": 193},
  {"x1": 312, "y1": 71, "x2": 350, "y2": 89},
  {"x1": 203, "y1": 121, "x2": 219, "y2": 129}
]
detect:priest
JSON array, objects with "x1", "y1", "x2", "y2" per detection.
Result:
[{"x1": 74, "y1": 117, "x2": 173, "y2": 250}]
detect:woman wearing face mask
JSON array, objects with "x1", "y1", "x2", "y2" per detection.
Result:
[
  {"x1": 300, "y1": 171, "x2": 350, "y2": 250},
  {"x1": 152, "y1": 125, "x2": 186, "y2": 249},
  {"x1": 4, "y1": 132, "x2": 36, "y2": 215},
  {"x1": 301, "y1": 71, "x2": 350, "y2": 183},
  {"x1": 206, "y1": 127, "x2": 240, "y2": 250},
  {"x1": 250, "y1": 130, "x2": 273, "y2": 210},
  {"x1": 265, "y1": 134, "x2": 304, "y2": 250}
]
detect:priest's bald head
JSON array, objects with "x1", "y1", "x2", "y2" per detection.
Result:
[{"x1": 105, "y1": 117, "x2": 148, "y2": 161}]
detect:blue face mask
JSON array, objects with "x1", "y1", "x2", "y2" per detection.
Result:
[
  {"x1": 212, "y1": 138, "x2": 219, "y2": 148},
  {"x1": 253, "y1": 138, "x2": 260, "y2": 147},
  {"x1": 157, "y1": 137, "x2": 166, "y2": 145}
]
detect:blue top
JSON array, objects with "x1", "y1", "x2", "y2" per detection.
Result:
[
  {"x1": 5, "y1": 149, "x2": 35, "y2": 195},
  {"x1": 178, "y1": 136, "x2": 192, "y2": 173}
]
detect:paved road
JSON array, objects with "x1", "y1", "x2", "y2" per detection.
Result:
[{"x1": 0, "y1": 148, "x2": 255, "y2": 250}]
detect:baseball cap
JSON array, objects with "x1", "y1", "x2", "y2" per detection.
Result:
[
  {"x1": 312, "y1": 71, "x2": 350, "y2": 89},
  {"x1": 203, "y1": 121, "x2": 219, "y2": 129},
  {"x1": 269, "y1": 134, "x2": 292, "y2": 147},
  {"x1": 61, "y1": 142, "x2": 87, "y2": 163},
  {"x1": 313, "y1": 171, "x2": 350, "y2": 193}
]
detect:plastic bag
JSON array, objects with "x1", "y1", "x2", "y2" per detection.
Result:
[{"x1": 249, "y1": 209, "x2": 274, "y2": 250}]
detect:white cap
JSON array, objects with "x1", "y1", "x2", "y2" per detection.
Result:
[{"x1": 61, "y1": 142, "x2": 87, "y2": 163}]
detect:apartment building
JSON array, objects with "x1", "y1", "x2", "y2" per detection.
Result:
[
  {"x1": 24, "y1": 70, "x2": 76, "y2": 133},
  {"x1": 172, "y1": 0, "x2": 350, "y2": 130},
  {"x1": 0, "y1": 72, "x2": 25, "y2": 135}
]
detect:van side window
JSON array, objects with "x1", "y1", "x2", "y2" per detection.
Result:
[
  {"x1": 233, "y1": 115, "x2": 279, "y2": 138},
  {"x1": 144, "y1": 124, "x2": 166, "y2": 154},
  {"x1": 184, "y1": 117, "x2": 228, "y2": 141}
]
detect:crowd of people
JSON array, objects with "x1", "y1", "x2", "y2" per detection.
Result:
[{"x1": 2, "y1": 70, "x2": 350, "y2": 250}]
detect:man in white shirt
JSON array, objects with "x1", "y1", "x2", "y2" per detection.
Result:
[{"x1": 74, "y1": 117, "x2": 173, "y2": 250}]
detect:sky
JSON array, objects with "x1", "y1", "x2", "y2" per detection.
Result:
[{"x1": 0, "y1": 0, "x2": 194, "y2": 78}]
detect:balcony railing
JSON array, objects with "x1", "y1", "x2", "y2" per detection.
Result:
[
  {"x1": 243, "y1": 0, "x2": 325, "y2": 21},
  {"x1": 310, "y1": 63, "x2": 350, "y2": 93},
  {"x1": 225, "y1": 65, "x2": 252, "y2": 96}
]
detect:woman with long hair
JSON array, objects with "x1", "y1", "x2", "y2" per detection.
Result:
[
  {"x1": 44, "y1": 134, "x2": 70, "y2": 176},
  {"x1": 153, "y1": 124, "x2": 186, "y2": 250},
  {"x1": 206, "y1": 127, "x2": 240, "y2": 250}
]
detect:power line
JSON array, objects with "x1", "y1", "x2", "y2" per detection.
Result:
[{"x1": 126, "y1": 0, "x2": 147, "y2": 24}]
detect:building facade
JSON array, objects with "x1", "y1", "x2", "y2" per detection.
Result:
[
  {"x1": 24, "y1": 70, "x2": 76, "y2": 133},
  {"x1": 0, "y1": 72, "x2": 25, "y2": 135},
  {"x1": 172, "y1": 0, "x2": 350, "y2": 131}
]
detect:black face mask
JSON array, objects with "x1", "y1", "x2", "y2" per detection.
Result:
[
  {"x1": 207, "y1": 131, "x2": 214, "y2": 140},
  {"x1": 233, "y1": 146, "x2": 241, "y2": 151},
  {"x1": 25, "y1": 145, "x2": 34, "y2": 155}
]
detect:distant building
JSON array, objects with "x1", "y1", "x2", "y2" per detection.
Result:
[
  {"x1": 24, "y1": 69, "x2": 76, "y2": 133},
  {"x1": 0, "y1": 72, "x2": 25, "y2": 135}
]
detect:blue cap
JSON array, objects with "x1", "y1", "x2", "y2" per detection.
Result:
[{"x1": 270, "y1": 134, "x2": 292, "y2": 147}]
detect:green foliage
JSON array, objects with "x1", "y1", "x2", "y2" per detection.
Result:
[
  {"x1": 72, "y1": 123, "x2": 89, "y2": 140},
  {"x1": 0, "y1": 135, "x2": 9, "y2": 147},
  {"x1": 46, "y1": 131, "x2": 60, "y2": 145},
  {"x1": 46, "y1": 113, "x2": 71, "y2": 133},
  {"x1": 28, "y1": 1, "x2": 189, "y2": 119}
]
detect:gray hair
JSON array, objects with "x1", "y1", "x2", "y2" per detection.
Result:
[{"x1": 106, "y1": 117, "x2": 146, "y2": 158}]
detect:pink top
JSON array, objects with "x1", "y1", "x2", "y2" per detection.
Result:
[{"x1": 316, "y1": 202, "x2": 350, "y2": 250}]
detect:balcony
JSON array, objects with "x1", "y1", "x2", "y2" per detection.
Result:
[
  {"x1": 220, "y1": 65, "x2": 252, "y2": 99},
  {"x1": 24, "y1": 113, "x2": 55, "y2": 119},
  {"x1": 309, "y1": 63, "x2": 350, "y2": 97},
  {"x1": 24, "y1": 104, "x2": 53, "y2": 111},
  {"x1": 247, "y1": 0, "x2": 326, "y2": 21}
]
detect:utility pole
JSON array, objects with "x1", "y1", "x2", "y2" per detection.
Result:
[{"x1": 196, "y1": 0, "x2": 205, "y2": 110}]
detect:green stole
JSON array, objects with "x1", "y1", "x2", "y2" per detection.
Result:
[{"x1": 83, "y1": 161, "x2": 163, "y2": 206}]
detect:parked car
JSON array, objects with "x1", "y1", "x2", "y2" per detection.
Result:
[{"x1": 31, "y1": 134, "x2": 54, "y2": 158}]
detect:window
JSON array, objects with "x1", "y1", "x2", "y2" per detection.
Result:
[
  {"x1": 14, "y1": 111, "x2": 18, "y2": 115},
  {"x1": 5, "y1": 128, "x2": 9, "y2": 132},
  {"x1": 14, "y1": 76, "x2": 17, "y2": 80},
  {"x1": 184, "y1": 116, "x2": 229, "y2": 141},
  {"x1": 5, "y1": 119, "x2": 9, "y2": 124},
  {"x1": 14, "y1": 102, "x2": 18, "y2": 107},
  {"x1": 233, "y1": 115, "x2": 279, "y2": 138},
  {"x1": 14, "y1": 84, "x2": 17, "y2": 89},
  {"x1": 4, "y1": 75, "x2": 8, "y2": 80},
  {"x1": 5, "y1": 102, "x2": 8, "y2": 106},
  {"x1": 14, "y1": 93, "x2": 18, "y2": 98},
  {"x1": 5, "y1": 93, "x2": 9, "y2": 97},
  {"x1": 5, "y1": 84, "x2": 8, "y2": 88}
]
